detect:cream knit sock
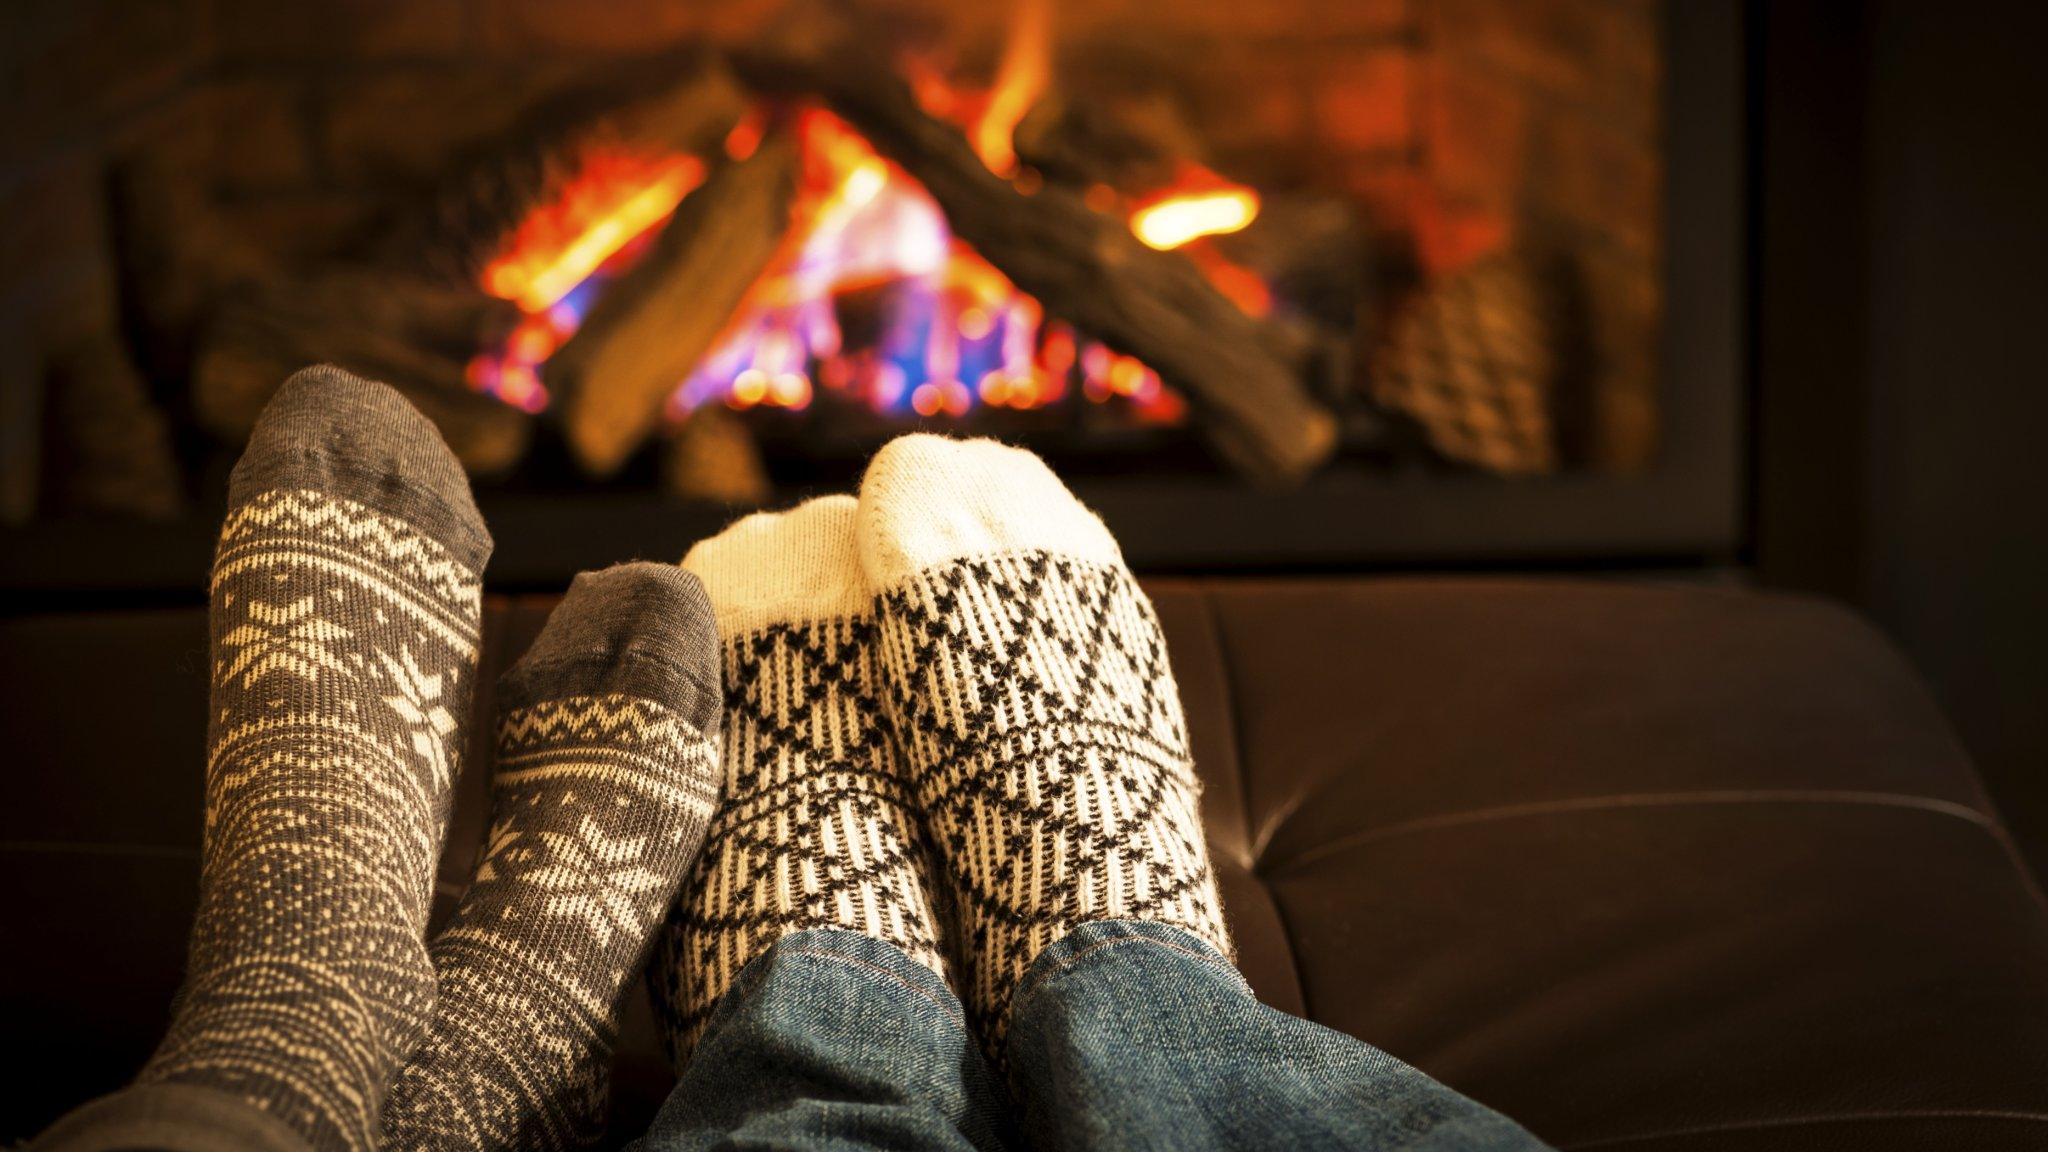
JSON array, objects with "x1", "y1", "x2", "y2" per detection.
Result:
[
  {"x1": 647, "y1": 496, "x2": 950, "y2": 1066},
  {"x1": 381, "y1": 564, "x2": 722, "y2": 1151},
  {"x1": 856, "y1": 435, "x2": 1231, "y2": 1057}
]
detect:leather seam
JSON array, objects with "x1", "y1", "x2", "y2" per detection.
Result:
[
  {"x1": 1194, "y1": 581, "x2": 1313, "y2": 1019},
  {"x1": 1264, "y1": 789, "x2": 2007, "y2": 877},
  {"x1": 0, "y1": 841, "x2": 197, "y2": 857},
  {"x1": 1561, "y1": 1108, "x2": 2048, "y2": 1150},
  {"x1": 1193, "y1": 583, "x2": 1256, "y2": 871}
]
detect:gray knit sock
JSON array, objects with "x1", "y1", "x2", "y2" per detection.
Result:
[
  {"x1": 133, "y1": 365, "x2": 492, "y2": 1152},
  {"x1": 381, "y1": 564, "x2": 722, "y2": 1152}
]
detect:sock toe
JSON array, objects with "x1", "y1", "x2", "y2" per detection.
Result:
[
  {"x1": 681, "y1": 495, "x2": 866, "y2": 635},
  {"x1": 230, "y1": 364, "x2": 490, "y2": 571},
  {"x1": 856, "y1": 434, "x2": 1121, "y2": 587},
  {"x1": 498, "y1": 563, "x2": 721, "y2": 736}
]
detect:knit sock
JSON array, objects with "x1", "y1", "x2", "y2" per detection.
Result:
[
  {"x1": 136, "y1": 365, "x2": 492, "y2": 1152},
  {"x1": 856, "y1": 435, "x2": 1232, "y2": 1057},
  {"x1": 647, "y1": 496, "x2": 951, "y2": 1066},
  {"x1": 381, "y1": 563, "x2": 722, "y2": 1152}
]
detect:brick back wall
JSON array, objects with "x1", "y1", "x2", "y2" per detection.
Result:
[{"x1": 0, "y1": 0, "x2": 1662, "y2": 520}]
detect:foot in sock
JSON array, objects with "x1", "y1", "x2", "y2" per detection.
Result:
[
  {"x1": 647, "y1": 496, "x2": 951, "y2": 1065},
  {"x1": 856, "y1": 435, "x2": 1231, "y2": 1058},
  {"x1": 117, "y1": 366, "x2": 491, "y2": 1152},
  {"x1": 380, "y1": 563, "x2": 722, "y2": 1152}
]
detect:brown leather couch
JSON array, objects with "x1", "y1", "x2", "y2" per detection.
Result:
[{"x1": 6, "y1": 578, "x2": 2047, "y2": 1149}]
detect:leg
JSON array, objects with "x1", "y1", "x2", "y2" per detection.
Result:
[
  {"x1": 1007, "y1": 922, "x2": 1546, "y2": 1151},
  {"x1": 34, "y1": 366, "x2": 492, "y2": 1152},
  {"x1": 856, "y1": 436, "x2": 1548, "y2": 1150},
  {"x1": 381, "y1": 564, "x2": 723, "y2": 1151},
  {"x1": 642, "y1": 498, "x2": 1013, "y2": 1152},
  {"x1": 631, "y1": 930, "x2": 1010, "y2": 1152}
]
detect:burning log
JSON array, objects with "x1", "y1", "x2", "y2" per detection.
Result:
[
  {"x1": 1013, "y1": 90, "x2": 1210, "y2": 198},
  {"x1": 732, "y1": 3, "x2": 1337, "y2": 483},
  {"x1": 1214, "y1": 194, "x2": 1375, "y2": 406},
  {"x1": 545, "y1": 135, "x2": 799, "y2": 476},
  {"x1": 392, "y1": 51, "x2": 751, "y2": 285},
  {"x1": 194, "y1": 269, "x2": 531, "y2": 476}
]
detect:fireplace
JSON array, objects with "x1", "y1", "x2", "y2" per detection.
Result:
[{"x1": 0, "y1": 0, "x2": 1745, "y2": 590}]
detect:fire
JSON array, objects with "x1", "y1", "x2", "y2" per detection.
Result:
[
  {"x1": 972, "y1": 0, "x2": 1050, "y2": 176},
  {"x1": 668, "y1": 107, "x2": 1183, "y2": 426},
  {"x1": 481, "y1": 152, "x2": 704, "y2": 312},
  {"x1": 1133, "y1": 188, "x2": 1260, "y2": 250},
  {"x1": 467, "y1": 46, "x2": 1273, "y2": 431},
  {"x1": 468, "y1": 150, "x2": 705, "y2": 412}
]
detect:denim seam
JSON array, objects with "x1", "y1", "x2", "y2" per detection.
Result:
[
  {"x1": 1015, "y1": 931, "x2": 1248, "y2": 1007},
  {"x1": 775, "y1": 946, "x2": 971, "y2": 1031}
]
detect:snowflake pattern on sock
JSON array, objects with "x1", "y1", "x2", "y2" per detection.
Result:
[
  {"x1": 382, "y1": 693, "x2": 718, "y2": 1152},
  {"x1": 141, "y1": 486, "x2": 484, "y2": 1152}
]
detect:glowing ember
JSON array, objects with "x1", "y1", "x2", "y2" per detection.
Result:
[{"x1": 1132, "y1": 188, "x2": 1260, "y2": 250}]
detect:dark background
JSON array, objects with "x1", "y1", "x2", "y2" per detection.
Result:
[{"x1": 1750, "y1": 0, "x2": 2048, "y2": 878}]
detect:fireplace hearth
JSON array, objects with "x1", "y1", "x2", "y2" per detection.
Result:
[{"x1": 0, "y1": 0, "x2": 1745, "y2": 591}]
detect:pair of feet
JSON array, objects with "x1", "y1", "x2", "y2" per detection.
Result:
[
  {"x1": 661, "y1": 435, "x2": 1230, "y2": 1065},
  {"x1": 78, "y1": 366, "x2": 1229, "y2": 1152}
]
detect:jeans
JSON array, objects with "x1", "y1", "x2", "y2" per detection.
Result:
[{"x1": 632, "y1": 922, "x2": 1549, "y2": 1152}]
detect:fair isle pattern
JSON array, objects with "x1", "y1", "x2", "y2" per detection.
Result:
[
  {"x1": 140, "y1": 487, "x2": 482, "y2": 1152},
  {"x1": 382, "y1": 693, "x2": 718, "y2": 1152},
  {"x1": 648, "y1": 614, "x2": 949, "y2": 1065},
  {"x1": 215, "y1": 488, "x2": 483, "y2": 638},
  {"x1": 872, "y1": 550, "x2": 1230, "y2": 1053}
]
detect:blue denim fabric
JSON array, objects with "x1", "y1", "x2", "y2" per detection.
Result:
[
  {"x1": 627, "y1": 929, "x2": 1015, "y2": 1152},
  {"x1": 632, "y1": 924, "x2": 1548, "y2": 1152},
  {"x1": 1008, "y1": 921, "x2": 1548, "y2": 1151}
]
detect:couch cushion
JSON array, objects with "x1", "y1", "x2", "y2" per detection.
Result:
[
  {"x1": 1160, "y1": 578, "x2": 2048, "y2": 1150},
  {"x1": 5, "y1": 579, "x2": 2046, "y2": 1149}
]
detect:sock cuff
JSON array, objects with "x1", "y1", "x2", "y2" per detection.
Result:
[
  {"x1": 497, "y1": 563, "x2": 721, "y2": 736},
  {"x1": 229, "y1": 364, "x2": 492, "y2": 572},
  {"x1": 856, "y1": 434, "x2": 1122, "y2": 588},
  {"x1": 683, "y1": 495, "x2": 869, "y2": 637},
  {"x1": 33, "y1": 1082, "x2": 317, "y2": 1152}
]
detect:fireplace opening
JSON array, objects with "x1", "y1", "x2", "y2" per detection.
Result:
[{"x1": 1, "y1": 0, "x2": 1745, "y2": 587}]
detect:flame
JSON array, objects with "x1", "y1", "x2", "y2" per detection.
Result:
[
  {"x1": 467, "y1": 150, "x2": 707, "y2": 410},
  {"x1": 665, "y1": 107, "x2": 1188, "y2": 425},
  {"x1": 972, "y1": 0, "x2": 1050, "y2": 176},
  {"x1": 467, "y1": 36, "x2": 1274, "y2": 429},
  {"x1": 1132, "y1": 187, "x2": 1260, "y2": 250},
  {"x1": 481, "y1": 151, "x2": 704, "y2": 312},
  {"x1": 725, "y1": 105, "x2": 769, "y2": 162}
]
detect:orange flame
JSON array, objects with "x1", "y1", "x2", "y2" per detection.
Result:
[
  {"x1": 481, "y1": 151, "x2": 705, "y2": 311},
  {"x1": 972, "y1": 0, "x2": 1050, "y2": 176}
]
